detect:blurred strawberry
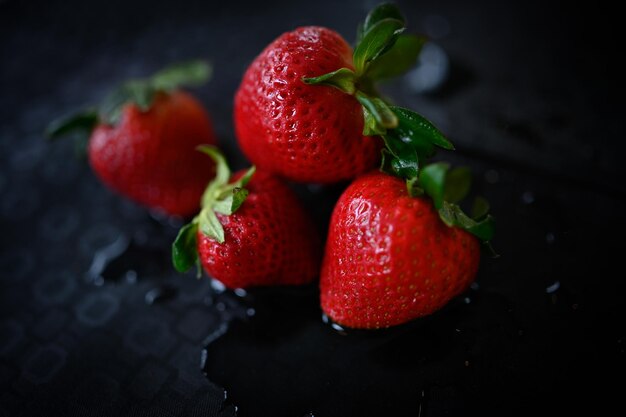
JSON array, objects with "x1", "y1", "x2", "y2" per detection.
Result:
[{"x1": 47, "y1": 61, "x2": 216, "y2": 216}]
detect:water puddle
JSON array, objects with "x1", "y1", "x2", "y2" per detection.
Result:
[{"x1": 198, "y1": 283, "x2": 513, "y2": 417}]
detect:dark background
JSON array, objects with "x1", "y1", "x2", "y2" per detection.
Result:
[{"x1": 1, "y1": 0, "x2": 624, "y2": 416}]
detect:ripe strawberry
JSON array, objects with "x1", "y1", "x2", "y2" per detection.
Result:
[
  {"x1": 320, "y1": 167, "x2": 495, "y2": 329},
  {"x1": 47, "y1": 61, "x2": 216, "y2": 216},
  {"x1": 172, "y1": 146, "x2": 321, "y2": 288},
  {"x1": 235, "y1": 26, "x2": 381, "y2": 183},
  {"x1": 234, "y1": 4, "x2": 438, "y2": 183}
]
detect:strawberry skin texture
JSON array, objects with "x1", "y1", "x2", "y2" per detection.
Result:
[
  {"x1": 197, "y1": 170, "x2": 321, "y2": 289},
  {"x1": 89, "y1": 91, "x2": 216, "y2": 216},
  {"x1": 234, "y1": 26, "x2": 382, "y2": 183},
  {"x1": 320, "y1": 171, "x2": 480, "y2": 329}
]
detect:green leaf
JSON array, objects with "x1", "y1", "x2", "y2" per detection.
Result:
[
  {"x1": 199, "y1": 208, "x2": 225, "y2": 244},
  {"x1": 378, "y1": 108, "x2": 453, "y2": 181},
  {"x1": 212, "y1": 186, "x2": 249, "y2": 215},
  {"x1": 212, "y1": 193, "x2": 235, "y2": 215},
  {"x1": 45, "y1": 110, "x2": 99, "y2": 139},
  {"x1": 150, "y1": 60, "x2": 212, "y2": 91},
  {"x1": 444, "y1": 167, "x2": 472, "y2": 204},
  {"x1": 125, "y1": 80, "x2": 156, "y2": 110},
  {"x1": 355, "y1": 91, "x2": 398, "y2": 130},
  {"x1": 438, "y1": 200, "x2": 456, "y2": 226},
  {"x1": 193, "y1": 148, "x2": 254, "y2": 243},
  {"x1": 98, "y1": 61, "x2": 211, "y2": 125},
  {"x1": 465, "y1": 215, "x2": 495, "y2": 242},
  {"x1": 437, "y1": 201, "x2": 495, "y2": 242},
  {"x1": 406, "y1": 176, "x2": 424, "y2": 197},
  {"x1": 419, "y1": 162, "x2": 449, "y2": 209},
  {"x1": 390, "y1": 107, "x2": 454, "y2": 150},
  {"x1": 172, "y1": 220, "x2": 200, "y2": 273},
  {"x1": 362, "y1": 3, "x2": 405, "y2": 35},
  {"x1": 362, "y1": 108, "x2": 387, "y2": 136},
  {"x1": 236, "y1": 165, "x2": 256, "y2": 189},
  {"x1": 302, "y1": 68, "x2": 356, "y2": 94},
  {"x1": 197, "y1": 145, "x2": 231, "y2": 186},
  {"x1": 99, "y1": 81, "x2": 156, "y2": 125},
  {"x1": 365, "y1": 34, "x2": 425, "y2": 81},
  {"x1": 356, "y1": 22, "x2": 365, "y2": 45},
  {"x1": 353, "y1": 18, "x2": 405, "y2": 75},
  {"x1": 472, "y1": 196, "x2": 490, "y2": 220},
  {"x1": 212, "y1": 164, "x2": 255, "y2": 214},
  {"x1": 230, "y1": 188, "x2": 250, "y2": 213},
  {"x1": 380, "y1": 129, "x2": 420, "y2": 179}
]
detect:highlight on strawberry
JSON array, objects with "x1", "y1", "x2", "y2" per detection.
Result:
[
  {"x1": 318, "y1": 3, "x2": 496, "y2": 329},
  {"x1": 172, "y1": 146, "x2": 321, "y2": 289},
  {"x1": 46, "y1": 61, "x2": 217, "y2": 216}
]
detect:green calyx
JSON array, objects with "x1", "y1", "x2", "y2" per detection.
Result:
[
  {"x1": 412, "y1": 162, "x2": 495, "y2": 244},
  {"x1": 172, "y1": 146, "x2": 256, "y2": 276},
  {"x1": 302, "y1": 3, "x2": 450, "y2": 187},
  {"x1": 304, "y1": 3, "x2": 496, "y2": 244},
  {"x1": 46, "y1": 60, "x2": 212, "y2": 140},
  {"x1": 302, "y1": 3, "x2": 422, "y2": 103}
]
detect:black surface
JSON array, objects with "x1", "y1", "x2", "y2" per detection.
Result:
[{"x1": 1, "y1": 0, "x2": 624, "y2": 416}]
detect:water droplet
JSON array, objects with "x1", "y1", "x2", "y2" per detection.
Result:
[
  {"x1": 144, "y1": 284, "x2": 178, "y2": 305},
  {"x1": 125, "y1": 270, "x2": 138, "y2": 284},
  {"x1": 200, "y1": 349, "x2": 208, "y2": 371},
  {"x1": 202, "y1": 322, "x2": 230, "y2": 347},
  {"x1": 234, "y1": 288, "x2": 247, "y2": 297},
  {"x1": 470, "y1": 282, "x2": 480, "y2": 291},
  {"x1": 84, "y1": 234, "x2": 130, "y2": 285},
  {"x1": 546, "y1": 232, "x2": 556, "y2": 244},
  {"x1": 463, "y1": 297, "x2": 471, "y2": 304},
  {"x1": 330, "y1": 322, "x2": 347, "y2": 335},
  {"x1": 408, "y1": 42, "x2": 449, "y2": 94},
  {"x1": 545, "y1": 281, "x2": 560, "y2": 294},
  {"x1": 211, "y1": 279, "x2": 226, "y2": 293},
  {"x1": 246, "y1": 308, "x2": 256, "y2": 317},
  {"x1": 521, "y1": 191, "x2": 535, "y2": 204}
]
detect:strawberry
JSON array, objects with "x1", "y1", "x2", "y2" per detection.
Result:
[
  {"x1": 46, "y1": 61, "x2": 216, "y2": 216},
  {"x1": 172, "y1": 146, "x2": 321, "y2": 288},
  {"x1": 320, "y1": 166, "x2": 495, "y2": 329},
  {"x1": 234, "y1": 4, "x2": 440, "y2": 183},
  {"x1": 316, "y1": 4, "x2": 495, "y2": 329}
]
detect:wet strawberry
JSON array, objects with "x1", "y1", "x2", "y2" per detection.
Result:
[
  {"x1": 173, "y1": 146, "x2": 321, "y2": 288},
  {"x1": 234, "y1": 4, "x2": 442, "y2": 184},
  {"x1": 321, "y1": 166, "x2": 494, "y2": 329}
]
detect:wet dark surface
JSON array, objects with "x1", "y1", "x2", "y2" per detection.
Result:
[{"x1": 1, "y1": 0, "x2": 624, "y2": 416}]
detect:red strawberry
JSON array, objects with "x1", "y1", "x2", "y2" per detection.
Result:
[
  {"x1": 320, "y1": 168, "x2": 494, "y2": 329},
  {"x1": 173, "y1": 146, "x2": 321, "y2": 288},
  {"x1": 47, "y1": 61, "x2": 216, "y2": 216},
  {"x1": 234, "y1": 5, "x2": 422, "y2": 183},
  {"x1": 234, "y1": 26, "x2": 382, "y2": 183}
]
